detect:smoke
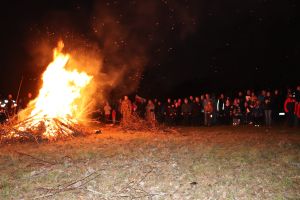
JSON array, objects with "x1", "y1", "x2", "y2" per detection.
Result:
[
  {"x1": 90, "y1": 0, "x2": 199, "y2": 98},
  {"x1": 25, "y1": 0, "x2": 199, "y2": 104}
]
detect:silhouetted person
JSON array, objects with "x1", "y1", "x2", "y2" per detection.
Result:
[
  {"x1": 263, "y1": 91, "x2": 272, "y2": 127},
  {"x1": 284, "y1": 93, "x2": 296, "y2": 127},
  {"x1": 217, "y1": 94, "x2": 225, "y2": 124},
  {"x1": 181, "y1": 98, "x2": 191, "y2": 126},
  {"x1": 121, "y1": 96, "x2": 132, "y2": 126},
  {"x1": 204, "y1": 100, "x2": 213, "y2": 126},
  {"x1": 191, "y1": 97, "x2": 202, "y2": 126}
]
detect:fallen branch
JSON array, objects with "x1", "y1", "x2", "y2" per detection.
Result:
[
  {"x1": 33, "y1": 168, "x2": 105, "y2": 199},
  {"x1": 111, "y1": 167, "x2": 154, "y2": 199},
  {"x1": 15, "y1": 151, "x2": 56, "y2": 165}
]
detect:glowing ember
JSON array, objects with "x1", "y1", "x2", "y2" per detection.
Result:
[{"x1": 18, "y1": 41, "x2": 92, "y2": 138}]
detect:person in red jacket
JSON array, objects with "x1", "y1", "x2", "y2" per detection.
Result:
[{"x1": 284, "y1": 93, "x2": 296, "y2": 127}]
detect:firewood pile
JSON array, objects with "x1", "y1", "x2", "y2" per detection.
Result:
[{"x1": 0, "y1": 116, "x2": 91, "y2": 143}]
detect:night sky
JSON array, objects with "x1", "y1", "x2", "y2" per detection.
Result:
[{"x1": 0, "y1": 0, "x2": 299, "y2": 99}]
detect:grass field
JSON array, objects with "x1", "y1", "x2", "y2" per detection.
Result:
[{"x1": 0, "y1": 126, "x2": 299, "y2": 199}]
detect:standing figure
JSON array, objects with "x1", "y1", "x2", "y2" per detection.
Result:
[
  {"x1": 284, "y1": 93, "x2": 296, "y2": 127},
  {"x1": 191, "y1": 97, "x2": 202, "y2": 126},
  {"x1": 252, "y1": 100, "x2": 264, "y2": 127},
  {"x1": 231, "y1": 98, "x2": 242, "y2": 126},
  {"x1": 112, "y1": 109, "x2": 117, "y2": 124},
  {"x1": 204, "y1": 100, "x2": 214, "y2": 126},
  {"x1": 5, "y1": 94, "x2": 17, "y2": 118},
  {"x1": 103, "y1": 101, "x2": 112, "y2": 123},
  {"x1": 121, "y1": 96, "x2": 132, "y2": 126},
  {"x1": 224, "y1": 98, "x2": 232, "y2": 125},
  {"x1": 217, "y1": 94, "x2": 225, "y2": 124},
  {"x1": 181, "y1": 98, "x2": 191, "y2": 126},
  {"x1": 263, "y1": 91, "x2": 272, "y2": 127},
  {"x1": 146, "y1": 100, "x2": 155, "y2": 124},
  {"x1": 295, "y1": 86, "x2": 300, "y2": 126},
  {"x1": 163, "y1": 98, "x2": 173, "y2": 125}
]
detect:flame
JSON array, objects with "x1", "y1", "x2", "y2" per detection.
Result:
[{"x1": 18, "y1": 41, "x2": 93, "y2": 138}]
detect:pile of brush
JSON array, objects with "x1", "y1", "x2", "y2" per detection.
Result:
[
  {"x1": 120, "y1": 113, "x2": 166, "y2": 132},
  {"x1": 0, "y1": 116, "x2": 91, "y2": 143}
]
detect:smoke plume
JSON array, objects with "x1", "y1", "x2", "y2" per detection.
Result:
[{"x1": 26, "y1": 0, "x2": 199, "y2": 103}]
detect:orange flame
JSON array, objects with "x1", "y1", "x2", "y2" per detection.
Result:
[{"x1": 18, "y1": 41, "x2": 93, "y2": 138}]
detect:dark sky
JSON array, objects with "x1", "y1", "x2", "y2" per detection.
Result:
[{"x1": 0, "y1": 0, "x2": 299, "y2": 99}]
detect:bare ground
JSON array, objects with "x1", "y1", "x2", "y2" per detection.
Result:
[{"x1": 0, "y1": 126, "x2": 299, "y2": 200}]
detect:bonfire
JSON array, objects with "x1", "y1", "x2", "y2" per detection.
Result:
[{"x1": 0, "y1": 41, "x2": 93, "y2": 142}]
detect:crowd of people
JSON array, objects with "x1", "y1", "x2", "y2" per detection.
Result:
[
  {"x1": 1, "y1": 86, "x2": 300, "y2": 128},
  {"x1": 101, "y1": 86, "x2": 300, "y2": 128}
]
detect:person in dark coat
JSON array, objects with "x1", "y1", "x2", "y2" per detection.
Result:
[
  {"x1": 164, "y1": 98, "x2": 173, "y2": 125},
  {"x1": 272, "y1": 89, "x2": 284, "y2": 123},
  {"x1": 295, "y1": 85, "x2": 300, "y2": 126},
  {"x1": 263, "y1": 91, "x2": 272, "y2": 127},
  {"x1": 252, "y1": 100, "x2": 264, "y2": 127},
  {"x1": 181, "y1": 98, "x2": 191, "y2": 126},
  {"x1": 216, "y1": 94, "x2": 225, "y2": 124},
  {"x1": 191, "y1": 97, "x2": 202, "y2": 126},
  {"x1": 154, "y1": 101, "x2": 163, "y2": 123},
  {"x1": 5, "y1": 94, "x2": 17, "y2": 118},
  {"x1": 224, "y1": 98, "x2": 232, "y2": 125}
]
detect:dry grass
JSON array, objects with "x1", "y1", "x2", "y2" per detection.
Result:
[{"x1": 0, "y1": 125, "x2": 299, "y2": 199}]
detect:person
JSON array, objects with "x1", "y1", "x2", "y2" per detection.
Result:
[
  {"x1": 154, "y1": 101, "x2": 163, "y2": 123},
  {"x1": 237, "y1": 91, "x2": 245, "y2": 110},
  {"x1": 177, "y1": 98, "x2": 182, "y2": 107},
  {"x1": 200, "y1": 95, "x2": 205, "y2": 124},
  {"x1": 211, "y1": 94, "x2": 218, "y2": 125},
  {"x1": 181, "y1": 98, "x2": 191, "y2": 126},
  {"x1": 121, "y1": 96, "x2": 132, "y2": 126},
  {"x1": 116, "y1": 98, "x2": 122, "y2": 122},
  {"x1": 163, "y1": 98, "x2": 173, "y2": 125},
  {"x1": 146, "y1": 100, "x2": 155, "y2": 124},
  {"x1": 252, "y1": 100, "x2": 264, "y2": 127},
  {"x1": 245, "y1": 89, "x2": 251, "y2": 101},
  {"x1": 231, "y1": 98, "x2": 242, "y2": 126},
  {"x1": 191, "y1": 97, "x2": 202, "y2": 126},
  {"x1": 224, "y1": 98, "x2": 232, "y2": 125},
  {"x1": 258, "y1": 90, "x2": 266, "y2": 103},
  {"x1": 103, "y1": 101, "x2": 112, "y2": 123},
  {"x1": 272, "y1": 89, "x2": 282, "y2": 123},
  {"x1": 0, "y1": 98, "x2": 7, "y2": 123},
  {"x1": 263, "y1": 91, "x2": 272, "y2": 127},
  {"x1": 112, "y1": 109, "x2": 117, "y2": 124},
  {"x1": 295, "y1": 85, "x2": 300, "y2": 126},
  {"x1": 169, "y1": 103, "x2": 178, "y2": 125},
  {"x1": 216, "y1": 94, "x2": 225, "y2": 124},
  {"x1": 134, "y1": 95, "x2": 146, "y2": 118},
  {"x1": 284, "y1": 93, "x2": 296, "y2": 127},
  {"x1": 295, "y1": 86, "x2": 300, "y2": 103},
  {"x1": 244, "y1": 101, "x2": 252, "y2": 125},
  {"x1": 251, "y1": 92, "x2": 257, "y2": 103},
  {"x1": 5, "y1": 94, "x2": 17, "y2": 118},
  {"x1": 189, "y1": 96, "x2": 194, "y2": 103},
  {"x1": 204, "y1": 100, "x2": 213, "y2": 126},
  {"x1": 174, "y1": 101, "x2": 182, "y2": 125},
  {"x1": 23, "y1": 92, "x2": 33, "y2": 109}
]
